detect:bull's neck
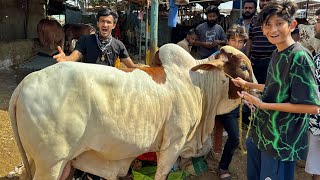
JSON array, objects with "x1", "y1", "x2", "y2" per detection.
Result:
[
  {"x1": 193, "y1": 69, "x2": 227, "y2": 114},
  {"x1": 193, "y1": 70, "x2": 226, "y2": 127}
]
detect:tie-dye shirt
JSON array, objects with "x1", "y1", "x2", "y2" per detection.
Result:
[
  {"x1": 309, "y1": 53, "x2": 320, "y2": 135},
  {"x1": 251, "y1": 42, "x2": 320, "y2": 161}
]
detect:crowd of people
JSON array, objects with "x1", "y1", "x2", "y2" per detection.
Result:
[{"x1": 52, "y1": 0, "x2": 320, "y2": 180}]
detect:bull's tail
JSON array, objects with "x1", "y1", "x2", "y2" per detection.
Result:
[{"x1": 8, "y1": 83, "x2": 32, "y2": 180}]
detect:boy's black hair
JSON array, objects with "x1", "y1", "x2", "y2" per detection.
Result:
[
  {"x1": 226, "y1": 24, "x2": 248, "y2": 41},
  {"x1": 205, "y1": 5, "x2": 220, "y2": 16},
  {"x1": 258, "y1": 0, "x2": 297, "y2": 25},
  {"x1": 96, "y1": 8, "x2": 119, "y2": 24},
  {"x1": 316, "y1": 8, "x2": 320, "y2": 16},
  {"x1": 187, "y1": 28, "x2": 198, "y2": 36},
  {"x1": 243, "y1": 0, "x2": 257, "y2": 9}
]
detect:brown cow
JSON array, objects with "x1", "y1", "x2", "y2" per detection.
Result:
[
  {"x1": 37, "y1": 18, "x2": 65, "y2": 51},
  {"x1": 64, "y1": 23, "x2": 96, "y2": 52}
]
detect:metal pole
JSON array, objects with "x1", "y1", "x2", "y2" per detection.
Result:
[
  {"x1": 240, "y1": 0, "x2": 243, "y2": 15},
  {"x1": 306, "y1": 0, "x2": 310, "y2": 19},
  {"x1": 139, "y1": 10, "x2": 142, "y2": 61},
  {"x1": 145, "y1": 5, "x2": 149, "y2": 64},
  {"x1": 150, "y1": 0, "x2": 158, "y2": 59}
]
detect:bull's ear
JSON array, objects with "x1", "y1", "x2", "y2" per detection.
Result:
[
  {"x1": 151, "y1": 50, "x2": 162, "y2": 67},
  {"x1": 191, "y1": 60, "x2": 224, "y2": 71}
]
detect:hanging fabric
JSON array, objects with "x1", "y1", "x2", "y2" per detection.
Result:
[{"x1": 168, "y1": 0, "x2": 178, "y2": 27}]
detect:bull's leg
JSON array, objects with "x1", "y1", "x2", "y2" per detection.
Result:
[
  {"x1": 60, "y1": 161, "x2": 72, "y2": 180},
  {"x1": 50, "y1": 38, "x2": 55, "y2": 51},
  {"x1": 60, "y1": 37, "x2": 65, "y2": 51},
  {"x1": 19, "y1": 158, "x2": 35, "y2": 180},
  {"x1": 154, "y1": 147, "x2": 181, "y2": 180},
  {"x1": 68, "y1": 37, "x2": 72, "y2": 52},
  {"x1": 32, "y1": 159, "x2": 69, "y2": 180}
]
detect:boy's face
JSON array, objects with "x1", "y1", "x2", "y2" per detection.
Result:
[
  {"x1": 261, "y1": 15, "x2": 296, "y2": 51},
  {"x1": 314, "y1": 15, "x2": 320, "y2": 39},
  {"x1": 97, "y1": 15, "x2": 116, "y2": 40},
  {"x1": 228, "y1": 36, "x2": 245, "y2": 50}
]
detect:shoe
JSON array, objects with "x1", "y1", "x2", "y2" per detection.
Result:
[
  {"x1": 223, "y1": 131, "x2": 228, "y2": 136},
  {"x1": 218, "y1": 169, "x2": 232, "y2": 180}
]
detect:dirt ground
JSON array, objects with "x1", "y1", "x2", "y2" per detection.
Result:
[{"x1": 0, "y1": 68, "x2": 312, "y2": 180}]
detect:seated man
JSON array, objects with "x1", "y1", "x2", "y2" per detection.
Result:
[{"x1": 177, "y1": 28, "x2": 198, "y2": 53}]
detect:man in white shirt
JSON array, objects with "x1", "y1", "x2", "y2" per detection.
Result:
[{"x1": 177, "y1": 28, "x2": 198, "y2": 53}]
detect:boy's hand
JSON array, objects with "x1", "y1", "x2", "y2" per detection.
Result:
[
  {"x1": 53, "y1": 46, "x2": 67, "y2": 62},
  {"x1": 232, "y1": 77, "x2": 247, "y2": 88},
  {"x1": 243, "y1": 100, "x2": 256, "y2": 112},
  {"x1": 238, "y1": 91, "x2": 262, "y2": 109}
]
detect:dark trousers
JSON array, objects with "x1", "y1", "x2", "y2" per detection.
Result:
[
  {"x1": 252, "y1": 59, "x2": 271, "y2": 84},
  {"x1": 73, "y1": 169, "x2": 102, "y2": 180},
  {"x1": 216, "y1": 107, "x2": 240, "y2": 171},
  {"x1": 246, "y1": 138, "x2": 296, "y2": 180}
]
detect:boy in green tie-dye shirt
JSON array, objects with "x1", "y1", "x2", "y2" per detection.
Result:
[{"x1": 232, "y1": 1, "x2": 320, "y2": 179}]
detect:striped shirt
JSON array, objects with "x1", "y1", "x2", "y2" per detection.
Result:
[{"x1": 248, "y1": 15, "x2": 276, "y2": 64}]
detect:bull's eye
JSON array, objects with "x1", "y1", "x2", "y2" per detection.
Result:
[{"x1": 240, "y1": 65, "x2": 248, "y2": 71}]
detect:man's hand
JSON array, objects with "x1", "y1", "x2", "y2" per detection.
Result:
[
  {"x1": 53, "y1": 46, "x2": 67, "y2": 62},
  {"x1": 138, "y1": 64, "x2": 150, "y2": 67},
  {"x1": 203, "y1": 42, "x2": 216, "y2": 49},
  {"x1": 214, "y1": 40, "x2": 227, "y2": 46}
]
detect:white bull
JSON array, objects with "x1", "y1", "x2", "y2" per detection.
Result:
[
  {"x1": 9, "y1": 44, "x2": 253, "y2": 180},
  {"x1": 299, "y1": 24, "x2": 320, "y2": 53}
]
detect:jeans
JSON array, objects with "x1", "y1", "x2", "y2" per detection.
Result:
[
  {"x1": 216, "y1": 107, "x2": 240, "y2": 171},
  {"x1": 246, "y1": 138, "x2": 296, "y2": 180}
]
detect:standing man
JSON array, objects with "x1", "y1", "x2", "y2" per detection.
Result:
[
  {"x1": 53, "y1": 8, "x2": 139, "y2": 68},
  {"x1": 245, "y1": 0, "x2": 275, "y2": 84},
  {"x1": 305, "y1": 8, "x2": 320, "y2": 180},
  {"x1": 194, "y1": 5, "x2": 227, "y2": 59},
  {"x1": 177, "y1": 28, "x2": 198, "y2": 53},
  {"x1": 53, "y1": 8, "x2": 139, "y2": 180},
  {"x1": 236, "y1": 0, "x2": 257, "y2": 33},
  {"x1": 246, "y1": 0, "x2": 299, "y2": 84}
]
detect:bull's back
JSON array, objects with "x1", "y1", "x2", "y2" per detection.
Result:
[{"x1": 16, "y1": 62, "x2": 175, "y2": 158}]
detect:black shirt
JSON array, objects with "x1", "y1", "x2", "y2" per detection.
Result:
[
  {"x1": 75, "y1": 34, "x2": 129, "y2": 66},
  {"x1": 252, "y1": 43, "x2": 320, "y2": 161}
]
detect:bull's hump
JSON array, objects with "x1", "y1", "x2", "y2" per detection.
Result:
[{"x1": 118, "y1": 66, "x2": 166, "y2": 84}]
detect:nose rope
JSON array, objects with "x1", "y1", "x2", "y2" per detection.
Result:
[
  {"x1": 222, "y1": 70, "x2": 254, "y2": 155},
  {"x1": 222, "y1": 71, "x2": 234, "y2": 80},
  {"x1": 238, "y1": 98, "x2": 255, "y2": 154}
]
